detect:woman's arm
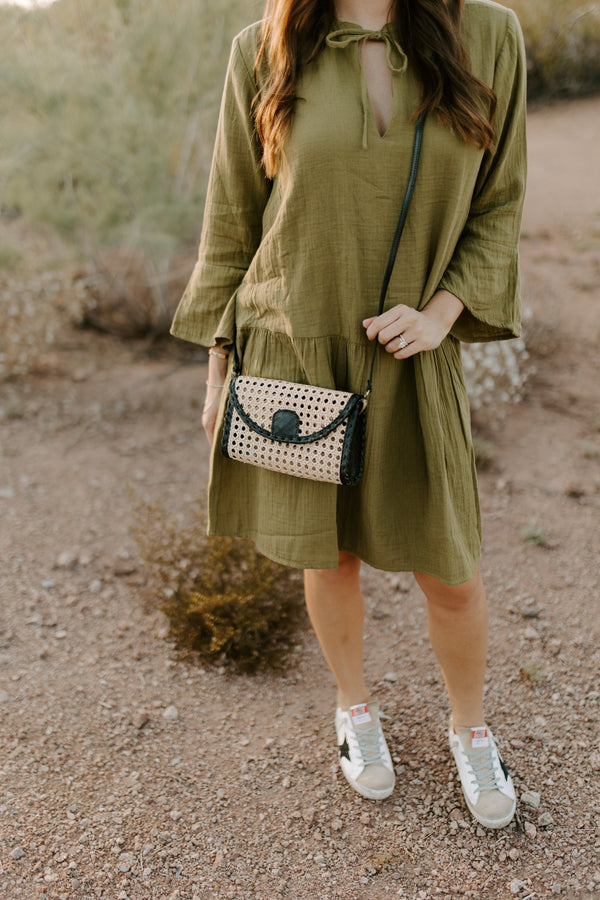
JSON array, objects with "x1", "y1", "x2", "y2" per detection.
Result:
[{"x1": 170, "y1": 27, "x2": 272, "y2": 349}]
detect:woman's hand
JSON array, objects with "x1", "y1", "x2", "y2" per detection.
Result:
[
  {"x1": 202, "y1": 350, "x2": 228, "y2": 446},
  {"x1": 362, "y1": 290, "x2": 464, "y2": 359}
]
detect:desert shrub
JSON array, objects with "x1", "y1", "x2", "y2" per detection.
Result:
[
  {"x1": 503, "y1": 0, "x2": 600, "y2": 99},
  {"x1": 462, "y1": 338, "x2": 532, "y2": 412},
  {"x1": 520, "y1": 523, "x2": 549, "y2": 546},
  {"x1": 472, "y1": 435, "x2": 494, "y2": 470},
  {"x1": 0, "y1": 219, "x2": 86, "y2": 380},
  {"x1": 132, "y1": 498, "x2": 306, "y2": 673}
]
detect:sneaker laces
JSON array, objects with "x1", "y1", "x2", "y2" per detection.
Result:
[
  {"x1": 354, "y1": 721, "x2": 385, "y2": 766},
  {"x1": 463, "y1": 744, "x2": 501, "y2": 792}
]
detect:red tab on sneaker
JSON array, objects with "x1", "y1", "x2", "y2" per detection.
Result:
[
  {"x1": 471, "y1": 727, "x2": 490, "y2": 749},
  {"x1": 350, "y1": 703, "x2": 372, "y2": 726}
]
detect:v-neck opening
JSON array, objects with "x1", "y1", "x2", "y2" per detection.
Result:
[{"x1": 357, "y1": 39, "x2": 397, "y2": 142}]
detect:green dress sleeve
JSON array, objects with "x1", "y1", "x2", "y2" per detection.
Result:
[
  {"x1": 170, "y1": 30, "x2": 271, "y2": 347},
  {"x1": 440, "y1": 11, "x2": 527, "y2": 343}
]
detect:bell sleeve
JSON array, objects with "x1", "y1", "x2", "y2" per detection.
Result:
[
  {"x1": 440, "y1": 11, "x2": 527, "y2": 343},
  {"x1": 170, "y1": 29, "x2": 272, "y2": 348}
]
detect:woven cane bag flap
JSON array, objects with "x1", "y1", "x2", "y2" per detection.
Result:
[{"x1": 221, "y1": 375, "x2": 365, "y2": 484}]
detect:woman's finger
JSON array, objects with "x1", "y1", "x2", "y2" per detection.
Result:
[{"x1": 362, "y1": 304, "x2": 410, "y2": 340}]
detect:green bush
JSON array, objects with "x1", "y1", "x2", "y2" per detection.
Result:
[
  {"x1": 503, "y1": 0, "x2": 600, "y2": 99},
  {"x1": 132, "y1": 498, "x2": 306, "y2": 673}
]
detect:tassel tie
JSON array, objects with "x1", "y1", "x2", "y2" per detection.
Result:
[{"x1": 326, "y1": 23, "x2": 408, "y2": 149}]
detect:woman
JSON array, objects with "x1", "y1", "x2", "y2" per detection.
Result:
[{"x1": 171, "y1": 0, "x2": 526, "y2": 829}]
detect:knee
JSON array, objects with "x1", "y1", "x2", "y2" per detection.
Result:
[
  {"x1": 305, "y1": 551, "x2": 361, "y2": 586},
  {"x1": 415, "y1": 569, "x2": 483, "y2": 612}
]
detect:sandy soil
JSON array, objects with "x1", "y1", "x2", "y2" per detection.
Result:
[{"x1": 0, "y1": 97, "x2": 599, "y2": 900}]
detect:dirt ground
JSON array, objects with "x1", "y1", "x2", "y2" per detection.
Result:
[{"x1": 0, "y1": 97, "x2": 599, "y2": 900}]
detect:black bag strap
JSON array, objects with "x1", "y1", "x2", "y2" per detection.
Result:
[
  {"x1": 364, "y1": 111, "x2": 425, "y2": 397},
  {"x1": 232, "y1": 112, "x2": 426, "y2": 391}
]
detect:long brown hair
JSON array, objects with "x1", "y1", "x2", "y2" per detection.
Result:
[{"x1": 253, "y1": 0, "x2": 497, "y2": 177}]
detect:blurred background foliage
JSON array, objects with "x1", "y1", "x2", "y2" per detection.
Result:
[
  {"x1": 0, "y1": 0, "x2": 259, "y2": 335},
  {"x1": 0, "y1": 0, "x2": 599, "y2": 340}
]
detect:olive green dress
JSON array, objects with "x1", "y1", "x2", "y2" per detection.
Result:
[{"x1": 170, "y1": 0, "x2": 527, "y2": 583}]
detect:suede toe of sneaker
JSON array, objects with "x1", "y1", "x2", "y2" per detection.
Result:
[
  {"x1": 357, "y1": 763, "x2": 395, "y2": 794},
  {"x1": 471, "y1": 791, "x2": 516, "y2": 829}
]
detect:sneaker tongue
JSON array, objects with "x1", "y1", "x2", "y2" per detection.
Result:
[
  {"x1": 457, "y1": 725, "x2": 490, "y2": 750},
  {"x1": 350, "y1": 701, "x2": 377, "y2": 728}
]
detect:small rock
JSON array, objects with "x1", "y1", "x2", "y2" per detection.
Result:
[
  {"x1": 586, "y1": 691, "x2": 600, "y2": 702},
  {"x1": 524, "y1": 822, "x2": 537, "y2": 838},
  {"x1": 520, "y1": 790, "x2": 541, "y2": 809},
  {"x1": 589, "y1": 751, "x2": 600, "y2": 770},
  {"x1": 281, "y1": 776, "x2": 291, "y2": 789},
  {"x1": 508, "y1": 848, "x2": 520, "y2": 861},
  {"x1": 213, "y1": 850, "x2": 224, "y2": 868},
  {"x1": 538, "y1": 812, "x2": 554, "y2": 827},
  {"x1": 132, "y1": 711, "x2": 150, "y2": 730},
  {"x1": 163, "y1": 705, "x2": 179, "y2": 722},
  {"x1": 11, "y1": 847, "x2": 26, "y2": 860},
  {"x1": 550, "y1": 884, "x2": 563, "y2": 895},
  {"x1": 0, "y1": 487, "x2": 15, "y2": 500},
  {"x1": 302, "y1": 807, "x2": 315, "y2": 825},
  {"x1": 0, "y1": 690, "x2": 9, "y2": 703},
  {"x1": 523, "y1": 626, "x2": 539, "y2": 640},
  {"x1": 520, "y1": 601, "x2": 540, "y2": 619},
  {"x1": 382, "y1": 672, "x2": 398, "y2": 683},
  {"x1": 56, "y1": 551, "x2": 79, "y2": 569},
  {"x1": 88, "y1": 579, "x2": 102, "y2": 594},
  {"x1": 114, "y1": 560, "x2": 138, "y2": 577},
  {"x1": 510, "y1": 879, "x2": 526, "y2": 894},
  {"x1": 216, "y1": 789, "x2": 226, "y2": 801},
  {"x1": 170, "y1": 810, "x2": 182, "y2": 821},
  {"x1": 331, "y1": 818, "x2": 344, "y2": 832},
  {"x1": 476, "y1": 826, "x2": 486, "y2": 837},
  {"x1": 42, "y1": 579, "x2": 55, "y2": 590},
  {"x1": 314, "y1": 853, "x2": 326, "y2": 866},
  {"x1": 118, "y1": 852, "x2": 135, "y2": 873}
]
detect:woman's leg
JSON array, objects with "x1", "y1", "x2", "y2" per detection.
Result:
[
  {"x1": 415, "y1": 567, "x2": 516, "y2": 828},
  {"x1": 414, "y1": 567, "x2": 488, "y2": 727},
  {"x1": 305, "y1": 551, "x2": 395, "y2": 800},
  {"x1": 304, "y1": 550, "x2": 368, "y2": 708}
]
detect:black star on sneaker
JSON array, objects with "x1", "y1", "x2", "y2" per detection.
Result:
[{"x1": 338, "y1": 737, "x2": 350, "y2": 761}]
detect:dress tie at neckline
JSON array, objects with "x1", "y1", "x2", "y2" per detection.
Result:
[{"x1": 326, "y1": 23, "x2": 408, "y2": 149}]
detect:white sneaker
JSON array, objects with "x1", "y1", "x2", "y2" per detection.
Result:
[
  {"x1": 335, "y1": 701, "x2": 395, "y2": 800},
  {"x1": 449, "y1": 719, "x2": 516, "y2": 829}
]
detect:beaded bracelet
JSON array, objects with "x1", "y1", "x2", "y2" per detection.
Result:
[{"x1": 208, "y1": 347, "x2": 229, "y2": 360}]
